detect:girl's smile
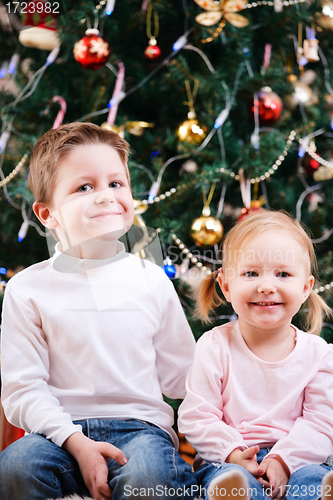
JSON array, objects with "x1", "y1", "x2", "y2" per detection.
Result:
[{"x1": 250, "y1": 302, "x2": 283, "y2": 307}]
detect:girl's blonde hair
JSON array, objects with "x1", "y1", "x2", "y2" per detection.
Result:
[{"x1": 196, "y1": 210, "x2": 332, "y2": 335}]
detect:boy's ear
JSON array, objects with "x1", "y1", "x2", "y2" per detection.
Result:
[
  {"x1": 33, "y1": 201, "x2": 58, "y2": 229},
  {"x1": 218, "y1": 272, "x2": 231, "y2": 303}
]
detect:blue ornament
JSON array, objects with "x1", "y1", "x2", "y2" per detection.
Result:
[{"x1": 163, "y1": 260, "x2": 176, "y2": 279}]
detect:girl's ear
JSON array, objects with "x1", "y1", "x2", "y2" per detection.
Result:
[
  {"x1": 33, "y1": 201, "x2": 59, "y2": 229},
  {"x1": 218, "y1": 272, "x2": 231, "y2": 303},
  {"x1": 302, "y1": 274, "x2": 315, "y2": 303}
]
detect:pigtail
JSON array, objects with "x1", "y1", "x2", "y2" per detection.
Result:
[
  {"x1": 304, "y1": 289, "x2": 333, "y2": 336},
  {"x1": 194, "y1": 270, "x2": 226, "y2": 322}
]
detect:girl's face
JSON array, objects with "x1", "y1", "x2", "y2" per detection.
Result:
[{"x1": 219, "y1": 230, "x2": 314, "y2": 336}]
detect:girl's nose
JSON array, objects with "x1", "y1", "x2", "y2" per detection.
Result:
[{"x1": 257, "y1": 279, "x2": 276, "y2": 294}]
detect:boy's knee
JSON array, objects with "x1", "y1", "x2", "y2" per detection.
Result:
[
  {"x1": 0, "y1": 440, "x2": 37, "y2": 497},
  {"x1": 0, "y1": 434, "x2": 78, "y2": 499},
  {"x1": 0, "y1": 434, "x2": 67, "y2": 484},
  {"x1": 0, "y1": 435, "x2": 44, "y2": 484},
  {"x1": 110, "y1": 452, "x2": 193, "y2": 500}
]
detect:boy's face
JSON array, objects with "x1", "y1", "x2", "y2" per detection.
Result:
[{"x1": 35, "y1": 143, "x2": 134, "y2": 253}]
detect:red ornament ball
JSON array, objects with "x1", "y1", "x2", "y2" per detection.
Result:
[
  {"x1": 250, "y1": 86, "x2": 283, "y2": 124},
  {"x1": 74, "y1": 29, "x2": 110, "y2": 69},
  {"x1": 302, "y1": 153, "x2": 320, "y2": 175},
  {"x1": 144, "y1": 43, "x2": 161, "y2": 60}
]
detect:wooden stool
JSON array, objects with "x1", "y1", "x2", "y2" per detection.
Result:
[{"x1": 177, "y1": 432, "x2": 196, "y2": 466}]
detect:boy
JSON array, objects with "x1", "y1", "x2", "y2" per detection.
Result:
[{"x1": 0, "y1": 123, "x2": 196, "y2": 500}]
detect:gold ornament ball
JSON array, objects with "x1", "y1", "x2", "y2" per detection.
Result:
[
  {"x1": 284, "y1": 75, "x2": 317, "y2": 110},
  {"x1": 101, "y1": 122, "x2": 125, "y2": 138},
  {"x1": 134, "y1": 199, "x2": 148, "y2": 215},
  {"x1": 177, "y1": 119, "x2": 207, "y2": 145},
  {"x1": 292, "y1": 81, "x2": 314, "y2": 106},
  {"x1": 190, "y1": 215, "x2": 224, "y2": 247}
]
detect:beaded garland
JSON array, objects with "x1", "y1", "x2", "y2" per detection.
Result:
[
  {"x1": 242, "y1": 0, "x2": 306, "y2": 8},
  {"x1": 171, "y1": 233, "x2": 212, "y2": 275},
  {"x1": 0, "y1": 154, "x2": 28, "y2": 189}
]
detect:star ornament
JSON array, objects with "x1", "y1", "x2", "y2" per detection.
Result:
[
  {"x1": 193, "y1": 0, "x2": 249, "y2": 42},
  {"x1": 90, "y1": 38, "x2": 110, "y2": 57}
]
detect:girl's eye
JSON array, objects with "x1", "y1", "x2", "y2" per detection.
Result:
[
  {"x1": 110, "y1": 181, "x2": 122, "y2": 189},
  {"x1": 277, "y1": 271, "x2": 290, "y2": 278},
  {"x1": 78, "y1": 184, "x2": 92, "y2": 192},
  {"x1": 244, "y1": 271, "x2": 258, "y2": 277}
]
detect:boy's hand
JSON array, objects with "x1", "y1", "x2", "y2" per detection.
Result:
[
  {"x1": 257, "y1": 457, "x2": 289, "y2": 499},
  {"x1": 62, "y1": 432, "x2": 128, "y2": 500},
  {"x1": 226, "y1": 445, "x2": 265, "y2": 478}
]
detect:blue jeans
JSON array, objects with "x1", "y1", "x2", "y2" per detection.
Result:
[
  {"x1": 0, "y1": 419, "x2": 196, "y2": 500},
  {"x1": 196, "y1": 448, "x2": 333, "y2": 500}
]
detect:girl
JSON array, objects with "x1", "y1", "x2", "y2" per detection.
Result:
[{"x1": 178, "y1": 211, "x2": 333, "y2": 500}]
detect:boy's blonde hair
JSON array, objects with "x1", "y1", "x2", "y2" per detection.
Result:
[
  {"x1": 28, "y1": 122, "x2": 131, "y2": 206},
  {"x1": 197, "y1": 210, "x2": 332, "y2": 335}
]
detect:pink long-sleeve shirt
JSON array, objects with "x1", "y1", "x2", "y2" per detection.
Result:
[{"x1": 178, "y1": 321, "x2": 333, "y2": 475}]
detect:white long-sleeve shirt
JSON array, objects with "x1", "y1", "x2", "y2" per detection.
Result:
[
  {"x1": 1, "y1": 242, "x2": 196, "y2": 448},
  {"x1": 178, "y1": 320, "x2": 333, "y2": 475}
]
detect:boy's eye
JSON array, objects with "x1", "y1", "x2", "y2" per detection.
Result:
[
  {"x1": 244, "y1": 271, "x2": 258, "y2": 277},
  {"x1": 78, "y1": 184, "x2": 92, "y2": 192},
  {"x1": 109, "y1": 181, "x2": 122, "y2": 189},
  {"x1": 277, "y1": 271, "x2": 290, "y2": 278}
]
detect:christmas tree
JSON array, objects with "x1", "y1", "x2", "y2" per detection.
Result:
[{"x1": 1, "y1": 0, "x2": 333, "y2": 349}]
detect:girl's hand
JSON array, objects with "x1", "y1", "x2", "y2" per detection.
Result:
[
  {"x1": 257, "y1": 457, "x2": 289, "y2": 499},
  {"x1": 226, "y1": 445, "x2": 265, "y2": 478},
  {"x1": 62, "y1": 432, "x2": 128, "y2": 500}
]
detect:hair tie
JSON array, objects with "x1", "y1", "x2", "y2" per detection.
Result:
[{"x1": 215, "y1": 267, "x2": 222, "y2": 278}]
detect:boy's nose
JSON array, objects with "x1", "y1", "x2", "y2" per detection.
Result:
[{"x1": 95, "y1": 191, "x2": 115, "y2": 204}]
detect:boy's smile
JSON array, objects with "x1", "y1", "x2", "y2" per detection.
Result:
[{"x1": 34, "y1": 143, "x2": 134, "y2": 258}]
